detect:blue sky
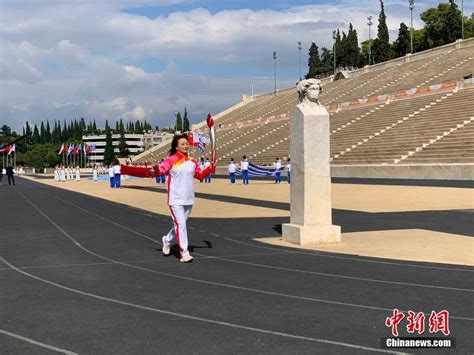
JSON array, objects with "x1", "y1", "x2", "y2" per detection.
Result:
[
  {"x1": 124, "y1": 0, "x2": 332, "y2": 17},
  {"x1": 1, "y1": 0, "x2": 472, "y2": 132}
]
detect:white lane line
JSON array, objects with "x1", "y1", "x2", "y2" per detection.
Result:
[
  {"x1": 0, "y1": 251, "x2": 296, "y2": 272},
  {"x1": 14, "y1": 190, "x2": 474, "y2": 321},
  {"x1": 38, "y1": 190, "x2": 474, "y2": 291},
  {"x1": 0, "y1": 329, "x2": 77, "y2": 355},
  {"x1": 224, "y1": 236, "x2": 474, "y2": 273},
  {"x1": 201, "y1": 253, "x2": 474, "y2": 293},
  {"x1": 56, "y1": 184, "x2": 473, "y2": 273},
  {"x1": 0, "y1": 258, "x2": 400, "y2": 354}
]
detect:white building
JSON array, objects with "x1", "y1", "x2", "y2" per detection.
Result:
[{"x1": 83, "y1": 132, "x2": 173, "y2": 164}]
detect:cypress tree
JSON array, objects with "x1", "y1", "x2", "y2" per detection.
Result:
[
  {"x1": 32, "y1": 124, "x2": 40, "y2": 144},
  {"x1": 334, "y1": 29, "x2": 343, "y2": 68},
  {"x1": 373, "y1": 0, "x2": 394, "y2": 63},
  {"x1": 45, "y1": 121, "x2": 51, "y2": 143},
  {"x1": 394, "y1": 22, "x2": 411, "y2": 57},
  {"x1": 183, "y1": 108, "x2": 190, "y2": 132},
  {"x1": 103, "y1": 125, "x2": 115, "y2": 165},
  {"x1": 346, "y1": 23, "x2": 360, "y2": 68},
  {"x1": 305, "y1": 42, "x2": 322, "y2": 78},
  {"x1": 134, "y1": 120, "x2": 142, "y2": 134},
  {"x1": 175, "y1": 112, "x2": 183, "y2": 132},
  {"x1": 444, "y1": 0, "x2": 462, "y2": 43},
  {"x1": 40, "y1": 122, "x2": 46, "y2": 144},
  {"x1": 118, "y1": 119, "x2": 129, "y2": 158}
]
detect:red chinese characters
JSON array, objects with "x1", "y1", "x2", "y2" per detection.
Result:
[
  {"x1": 429, "y1": 310, "x2": 450, "y2": 336},
  {"x1": 385, "y1": 309, "x2": 405, "y2": 336},
  {"x1": 385, "y1": 309, "x2": 450, "y2": 336},
  {"x1": 406, "y1": 311, "x2": 425, "y2": 334}
]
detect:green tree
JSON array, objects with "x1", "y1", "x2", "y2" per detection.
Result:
[
  {"x1": 103, "y1": 125, "x2": 115, "y2": 165},
  {"x1": 32, "y1": 124, "x2": 40, "y2": 144},
  {"x1": 305, "y1": 42, "x2": 322, "y2": 78},
  {"x1": 134, "y1": 120, "x2": 142, "y2": 134},
  {"x1": 421, "y1": 1, "x2": 462, "y2": 47},
  {"x1": 118, "y1": 119, "x2": 129, "y2": 158},
  {"x1": 334, "y1": 29, "x2": 343, "y2": 68},
  {"x1": 340, "y1": 31, "x2": 349, "y2": 67},
  {"x1": 1, "y1": 125, "x2": 12, "y2": 136},
  {"x1": 45, "y1": 121, "x2": 51, "y2": 143},
  {"x1": 175, "y1": 112, "x2": 183, "y2": 132},
  {"x1": 320, "y1": 47, "x2": 333, "y2": 73},
  {"x1": 394, "y1": 22, "x2": 411, "y2": 57},
  {"x1": 373, "y1": 0, "x2": 394, "y2": 63},
  {"x1": 346, "y1": 23, "x2": 360, "y2": 68},
  {"x1": 40, "y1": 122, "x2": 46, "y2": 144},
  {"x1": 183, "y1": 107, "x2": 190, "y2": 132}
]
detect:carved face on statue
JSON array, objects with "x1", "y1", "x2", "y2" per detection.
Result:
[{"x1": 296, "y1": 79, "x2": 323, "y2": 106}]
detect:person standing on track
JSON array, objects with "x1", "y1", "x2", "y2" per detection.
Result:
[
  {"x1": 113, "y1": 158, "x2": 121, "y2": 188},
  {"x1": 273, "y1": 157, "x2": 282, "y2": 183},
  {"x1": 286, "y1": 158, "x2": 291, "y2": 184},
  {"x1": 241, "y1": 155, "x2": 249, "y2": 185},
  {"x1": 153, "y1": 133, "x2": 213, "y2": 263},
  {"x1": 108, "y1": 164, "x2": 115, "y2": 188},
  {"x1": 228, "y1": 158, "x2": 236, "y2": 184},
  {"x1": 6, "y1": 165, "x2": 15, "y2": 186}
]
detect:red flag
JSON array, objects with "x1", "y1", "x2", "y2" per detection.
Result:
[
  {"x1": 187, "y1": 132, "x2": 194, "y2": 145},
  {"x1": 0, "y1": 145, "x2": 11, "y2": 154},
  {"x1": 121, "y1": 165, "x2": 154, "y2": 178}
]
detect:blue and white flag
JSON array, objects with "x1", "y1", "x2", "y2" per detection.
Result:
[{"x1": 236, "y1": 162, "x2": 285, "y2": 177}]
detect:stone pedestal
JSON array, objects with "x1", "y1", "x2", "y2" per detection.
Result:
[{"x1": 282, "y1": 103, "x2": 341, "y2": 245}]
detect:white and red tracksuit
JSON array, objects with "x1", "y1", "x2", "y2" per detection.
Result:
[{"x1": 155, "y1": 152, "x2": 212, "y2": 257}]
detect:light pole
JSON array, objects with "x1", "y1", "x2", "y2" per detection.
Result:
[
  {"x1": 461, "y1": 0, "x2": 464, "y2": 40},
  {"x1": 273, "y1": 51, "x2": 277, "y2": 96},
  {"x1": 298, "y1": 41, "x2": 302, "y2": 81},
  {"x1": 409, "y1": 0, "x2": 415, "y2": 54},
  {"x1": 332, "y1": 30, "x2": 337, "y2": 75},
  {"x1": 367, "y1": 16, "x2": 373, "y2": 65}
]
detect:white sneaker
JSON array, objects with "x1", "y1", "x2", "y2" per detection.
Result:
[
  {"x1": 162, "y1": 236, "x2": 170, "y2": 256},
  {"x1": 180, "y1": 254, "x2": 194, "y2": 263}
]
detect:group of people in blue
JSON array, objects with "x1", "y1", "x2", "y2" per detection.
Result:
[{"x1": 228, "y1": 156, "x2": 290, "y2": 184}]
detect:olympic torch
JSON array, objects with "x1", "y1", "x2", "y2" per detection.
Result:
[{"x1": 206, "y1": 113, "x2": 216, "y2": 173}]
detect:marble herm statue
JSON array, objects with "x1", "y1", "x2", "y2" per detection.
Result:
[
  {"x1": 282, "y1": 79, "x2": 341, "y2": 245},
  {"x1": 296, "y1": 78, "x2": 323, "y2": 106}
]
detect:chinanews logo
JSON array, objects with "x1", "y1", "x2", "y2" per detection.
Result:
[{"x1": 382, "y1": 309, "x2": 455, "y2": 349}]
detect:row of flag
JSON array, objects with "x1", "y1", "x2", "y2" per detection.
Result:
[
  {"x1": 0, "y1": 144, "x2": 15, "y2": 155},
  {"x1": 58, "y1": 143, "x2": 97, "y2": 155}
]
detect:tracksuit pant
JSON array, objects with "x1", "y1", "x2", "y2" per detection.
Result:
[
  {"x1": 275, "y1": 172, "x2": 281, "y2": 183},
  {"x1": 165, "y1": 205, "x2": 193, "y2": 257},
  {"x1": 229, "y1": 172, "x2": 235, "y2": 184},
  {"x1": 109, "y1": 176, "x2": 115, "y2": 188},
  {"x1": 287, "y1": 172, "x2": 291, "y2": 184},
  {"x1": 205, "y1": 174, "x2": 212, "y2": 183},
  {"x1": 114, "y1": 174, "x2": 121, "y2": 188},
  {"x1": 242, "y1": 170, "x2": 249, "y2": 184}
]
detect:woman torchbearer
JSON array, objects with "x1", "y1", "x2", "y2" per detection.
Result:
[{"x1": 122, "y1": 133, "x2": 214, "y2": 263}]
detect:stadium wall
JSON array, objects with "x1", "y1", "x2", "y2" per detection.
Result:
[{"x1": 349, "y1": 38, "x2": 474, "y2": 78}]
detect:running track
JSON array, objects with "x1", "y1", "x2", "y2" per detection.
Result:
[{"x1": 1, "y1": 178, "x2": 473, "y2": 354}]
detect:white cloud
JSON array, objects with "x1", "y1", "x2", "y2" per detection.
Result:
[{"x1": 1, "y1": 0, "x2": 472, "y2": 131}]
